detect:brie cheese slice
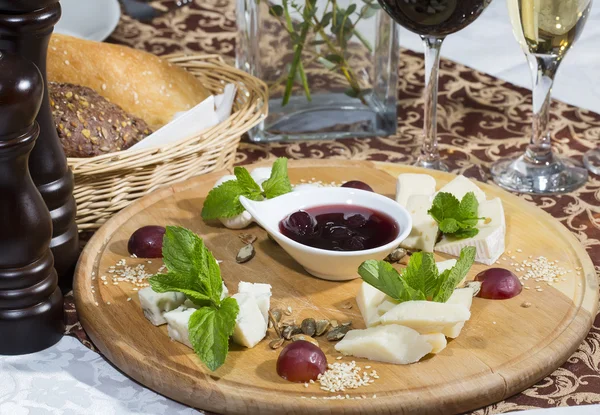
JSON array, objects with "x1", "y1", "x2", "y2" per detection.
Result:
[
  {"x1": 395, "y1": 173, "x2": 437, "y2": 207},
  {"x1": 356, "y1": 282, "x2": 387, "y2": 327},
  {"x1": 238, "y1": 282, "x2": 272, "y2": 324},
  {"x1": 138, "y1": 288, "x2": 186, "y2": 326},
  {"x1": 231, "y1": 293, "x2": 267, "y2": 348},
  {"x1": 399, "y1": 194, "x2": 439, "y2": 253},
  {"x1": 164, "y1": 304, "x2": 196, "y2": 348},
  {"x1": 380, "y1": 300, "x2": 471, "y2": 334},
  {"x1": 436, "y1": 175, "x2": 486, "y2": 203},
  {"x1": 435, "y1": 198, "x2": 506, "y2": 265},
  {"x1": 334, "y1": 325, "x2": 433, "y2": 364}
]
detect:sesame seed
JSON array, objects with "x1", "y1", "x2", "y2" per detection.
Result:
[
  {"x1": 127, "y1": 298, "x2": 132, "y2": 302},
  {"x1": 106, "y1": 302, "x2": 111, "y2": 305},
  {"x1": 336, "y1": 356, "x2": 343, "y2": 360}
]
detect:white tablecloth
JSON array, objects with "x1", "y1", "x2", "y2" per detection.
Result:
[{"x1": 2, "y1": 1, "x2": 600, "y2": 414}]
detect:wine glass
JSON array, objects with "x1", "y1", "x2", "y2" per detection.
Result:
[
  {"x1": 584, "y1": 149, "x2": 600, "y2": 175},
  {"x1": 491, "y1": 0, "x2": 593, "y2": 194},
  {"x1": 377, "y1": 0, "x2": 493, "y2": 171}
]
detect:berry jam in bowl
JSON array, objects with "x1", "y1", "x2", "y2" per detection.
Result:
[{"x1": 240, "y1": 187, "x2": 412, "y2": 281}]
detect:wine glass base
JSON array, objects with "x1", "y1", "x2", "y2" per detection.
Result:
[
  {"x1": 491, "y1": 154, "x2": 588, "y2": 194},
  {"x1": 415, "y1": 158, "x2": 448, "y2": 172},
  {"x1": 583, "y1": 149, "x2": 600, "y2": 175}
]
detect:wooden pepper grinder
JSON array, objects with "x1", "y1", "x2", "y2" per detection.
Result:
[
  {"x1": 0, "y1": 0, "x2": 79, "y2": 291},
  {"x1": 0, "y1": 50, "x2": 64, "y2": 355}
]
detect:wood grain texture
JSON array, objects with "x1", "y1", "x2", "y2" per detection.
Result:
[{"x1": 73, "y1": 160, "x2": 598, "y2": 414}]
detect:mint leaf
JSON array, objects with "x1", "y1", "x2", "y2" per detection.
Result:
[
  {"x1": 401, "y1": 252, "x2": 437, "y2": 296},
  {"x1": 458, "y1": 192, "x2": 478, "y2": 219},
  {"x1": 432, "y1": 246, "x2": 476, "y2": 302},
  {"x1": 358, "y1": 260, "x2": 425, "y2": 303},
  {"x1": 439, "y1": 218, "x2": 460, "y2": 234},
  {"x1": 201, "y1": 180, "x2": 247, "y2": 220},
  {"x1": 149, "y1": 273, "x2": 213, "y2": 307},
  {"x1": 234, "y1": 167, "x2": 262, "y2": 199},
  {"x1": 262, "y1": 158, "x2": 292, "y2": 199},
  {"x1": 162, "y1": 226, "x2": 202, "y2": 278},
  {"x1": 452, "y1": 228, "x2": 479, "y2": 240},
  {"x1": 428, "y1": 192, "x2": 460, "y2": 224},
  {"x1": 429, "y1": 192, "x2": 483, "y2": 239},
  {"x1": 188, "y1": 297, "x2": 239, "y2": 371}
]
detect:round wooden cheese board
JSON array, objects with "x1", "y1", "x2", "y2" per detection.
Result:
[{"x1": 73, "y1": 160, "x2": 598, "y2": 414}]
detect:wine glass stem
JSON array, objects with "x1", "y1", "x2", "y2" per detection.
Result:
[
  {"x1": 421, "y1": 36, "x2": 444, "y2": 165},
  {"x1": 526, "y1": 54, "x2": 560, "y2": 164}
]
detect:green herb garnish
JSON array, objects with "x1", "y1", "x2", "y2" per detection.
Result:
[
  {"x1": 149, "y1": 226, "x2": 239, "y2": 371},
  {"x1": 358, "y1": 246, "x2": 476, "y2": 304},
  {"x1": 427, "y1": 192, "x2": 484, "y2": 240},
  {"x1": 201, "y1": 157, "x2": 293, "y2": 220}
]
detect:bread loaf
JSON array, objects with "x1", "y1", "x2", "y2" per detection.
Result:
[
  {"x1": 47, "y1": 34, "x2": 210, "y2": 130},
  {"x1": 50, "y1": 82, "x2": 152, "y2": 158}
]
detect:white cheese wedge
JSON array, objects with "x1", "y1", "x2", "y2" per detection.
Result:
[
  {"x1": 138, "y1": 288, "x2": 186, "y2": 326},
  {"x1": 435, "y1": 198, "x2": 506, "y2": 265},
  {"x1": 376, "y1": 296, "x2": 397, "y2": 317},
  {"x1": 395, "y1": 173, "x2": 437, "y2": 207},
  {"x1": 231, "y1": 293, "x2": 267, "y2": 348},
  {"x1": 356, "y1": 282, "x2": 387, "y2": 327},
  {"x1": 422, "y1": 333, "x2": 447, "y2": 354},
  {"x1": 436, "y1": 175, "x2": 486, "y2": 203},
  {"x1": 164, "y1": 304, "x2": 196, "y2": 348},
  {"x1": 238, "y1": 282, "x2": 272, "y2": 324},
  {"x1": 443, "y1": 287, "x2": 475, "y2": 338},
  {"x1": 250, "y1": 167, "x2": 272, "y2": 187},
  {"x1": 436, "y1": 259, "x2": 457, "y2": 273},
  {"x1": 212, "y1": 175, "x2": 254, "y2": 229},
  {"x1": 380, "y1": 301, "x2": 470, "y2": 334},
  {"x1": 335, "y1": 325, "x2": 433, "y2": 364},
  {"x1": 399, "y1": 194, "x2": 439, "y2": 252}
]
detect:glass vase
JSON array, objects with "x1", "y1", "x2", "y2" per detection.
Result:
[{"x1": 236, "y1": 0, "x2": 399, "y2": 142}]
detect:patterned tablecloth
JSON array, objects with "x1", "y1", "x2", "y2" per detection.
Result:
[{"x1": 67, "y1": 0, "x2": 600, "y2": 413}]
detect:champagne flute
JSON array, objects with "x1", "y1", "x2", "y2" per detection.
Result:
[
  {"x1": 584, "y1": 149, "x2": 600, "y2": 175},
  {"x1": 492, "y1": 0, "x2": 592, "y2": 194},
  {"x1": 377, "y1": 0, "x2": 493, "y2": 171}
]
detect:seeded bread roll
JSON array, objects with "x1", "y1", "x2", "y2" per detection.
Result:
[
  {"x1": 47, "y1": 34, "x2": 210, "y2": 130},
  {"x1": 49, "y1": 82, "x2": 152, "y2": 158}
]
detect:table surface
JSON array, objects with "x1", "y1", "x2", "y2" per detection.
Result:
[{"x1": 1, "y1": 1, "x2": 600, "y2": 414}]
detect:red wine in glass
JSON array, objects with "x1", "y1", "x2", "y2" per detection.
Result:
[{"x1": 377, "y1": 0, "x2": 492, "y2": 170}]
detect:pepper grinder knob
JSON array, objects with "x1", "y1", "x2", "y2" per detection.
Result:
[{"x1": 0, "y1": 50, "x2": 64, "y2": 355}]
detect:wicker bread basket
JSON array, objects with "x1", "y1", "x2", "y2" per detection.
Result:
[{"x1": 67, "y1": 54, "x2": 267, "y2": 231}]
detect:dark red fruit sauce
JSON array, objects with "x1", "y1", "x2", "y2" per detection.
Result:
[{"x1": 279, "y1": 204, "x2": 399, "y2": 251}]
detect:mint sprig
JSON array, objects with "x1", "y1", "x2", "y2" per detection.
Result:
[
  {"x1": 201, "y1": 157, "x2": 292, "y2": 220},
  {"x1": 428, "y1": 192, "x2": 484, "y2": 240},
  {"x1": 358, "y1": 246, "x2": 476, "y2": 304},
  {"x1": 149, "y1": 226, "x2": 239, "y2": 371}
]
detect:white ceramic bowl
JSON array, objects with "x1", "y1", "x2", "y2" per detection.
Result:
[
  {"x1": 240, "y1": 188, "x2": 412, "y2": 281},
  {"x1": 56, "y1": 0, "x2": 121, "y2": 42}
]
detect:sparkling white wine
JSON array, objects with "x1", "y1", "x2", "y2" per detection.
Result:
[{"x1": 507, "y1": 0, "x2": 592, "y2": 58}]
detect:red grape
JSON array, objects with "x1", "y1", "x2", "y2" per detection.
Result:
[
  {"x1": 341, "y1": 180, "x2": 374, "y2": 192},
  {"x1": 276, "y1": 341, "x2": 328, "y2": 382},
  {"x1": 475, "y1": 268, "x2": 522, "y2": 300},
  {"x1": 282, "y1": 211, "x2": 317, "y2": 238},
  {"x1": 128, "y1": 226, "x2": 166, "y2": 258}
]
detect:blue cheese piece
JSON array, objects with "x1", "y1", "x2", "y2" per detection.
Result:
[
  {"x1": 164, "y1": 304, "x2": 196, "y2": 348},
  {"x1": 399, "y1": 194, "x2": 439, "y2": 252},
  {"x1": 231, "y1": 293, "x2": 267, "y2": 348},
  {"x1": 435, "y1": 198, "x2": 506, "y2": 265},
  {"x1": 436, "y1": 175, "x2": 486, "y2": 203},
  {"x1": 356, "y1": 282, "x2": 387, "y2": 327},
  {"x1": 395, "y1": 173, "x2": 437, "y2": 207},
  {"x1": 238, "y1": 282, "x2": 271, "y2": 324},
  {"x1": 334, "y1": 325, "x2": 433, "y2": 364},
  {"x1": 138, "y1": 287, "x2": 186, "y2": 326},
  {"x1": 213, "y1": 175, "x2": 253, "y2": 229}
]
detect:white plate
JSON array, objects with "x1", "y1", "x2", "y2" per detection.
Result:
[{"x1": 55, "y1": 0, "x2": 121, "y2": 42}]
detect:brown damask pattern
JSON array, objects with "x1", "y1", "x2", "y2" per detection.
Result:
[{"x1": 63, "y1": 0, "x2": 600, "y2": 413}]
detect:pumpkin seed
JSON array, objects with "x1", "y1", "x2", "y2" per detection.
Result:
[
  {"x1": 291, "y1": 334, "x2": 319, "y2": 347},
  {"x1": 283, "y1": 325, "x2": 302, "y2": 340},
  {"x1": 269, "y1": 338, "x2": 285, "y2": 349},
  {"x1": 239, "y1": 233, "x2": 257, "y2": 245},
  {"x1": 465, "y1": 281, "x2": 482, "y2": 297},
  {"x1": 330, "y1": 319, "x2": 339, "y2": 328},
  {"x1": 236, "y1": 244, "x2": 255, "y2": 263},
  {"x1": 315, "y1": 320, "x2": 330, "y2": 336},
  {"x1": 327, "y1": 325, "x2": 351, "y2": 341},
  {"x1": 385, "y1": 247, "x2": 407, "y2": 263},
  {"x1": 301, "y1": 318, "x2": 316, "y2": 336}
]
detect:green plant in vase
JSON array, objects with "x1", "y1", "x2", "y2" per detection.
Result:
[{"x1": 263, "y1": 0, "x2": 381, "y2": 106}]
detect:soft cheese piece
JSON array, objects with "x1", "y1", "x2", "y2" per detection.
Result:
[
  {"x1": 164, "y1": 304, "x2": 196, "y2": 348},
  {"x1": 380, "y1": 301, "x2": 471, "y2": 334},
  {"x1": 399, "y1": 194, "x2": 439, "y2": 252},
  {"x1": 395, "y1": 173, "x2": 437, "y2": 207},
  {"x1": 138, "y1": 287, "x2": 186, "y2": 326},
  {"x1": 238, "y1": 282, "x2": 272, "y2": 324},
  {"x1": 435, "y1": 198, "x2": 506, "y2": 265},
  {"x1": 250, "y1": 167, "x2": 272, "y2": 187},
  {"x1": 213, "y1": 175, "x2": 253, "y2": 229},
  {"x1": 436, "y1": 175, "x2": 486, "y2": 203},
  {"x1": 422, "y1": 333, "x2": 447, "y2": 354},
  {"x1": 231, "y1": 293, "x2": 268, "y2": 348},
  {"x1": 376, "y1": 296, "x2": 397, "y2": 317},
  {"x1": 443, "y1": 287, "x2": 475, "y2": 338},
  {"x1": 335, "y1": 325, "x2": 433, "y2": 364},
  {"x1": 436, "y1": 259, "x2": 457, "y2": 274},
  {"x1": 356, "y1": 282, "x2": 387, "y2": 327},
  {"x1": 182, "y1": 282, "x2": 229, "y2": 308}
]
